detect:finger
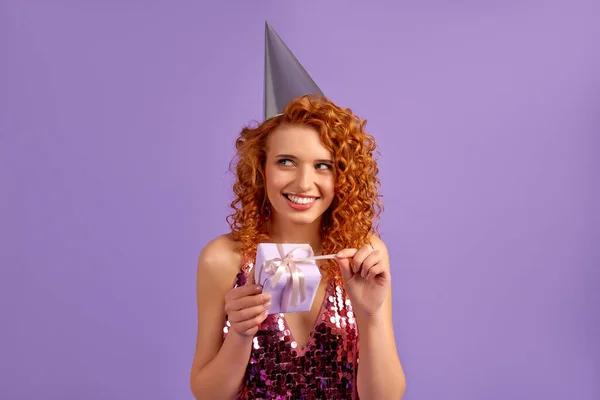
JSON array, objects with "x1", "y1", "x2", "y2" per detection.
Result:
[
  {"x1": 227, "y1": 284, "x2": 263, "y2": 301},
  {"x1": 237, "y1": 310, "x2": 270, "y2": 332},
  {"x1": 336, "y1": 248, "x2": 358, "y2": 282},
  {"x1": 359, "y1": 251, "x2": 380, "y2": 278},
  {"x1": 352, "y1": 245, "x2": 376, "y2": 274},
  {"x1": 336, "y1": 256, "x2": 354, "y2": 283},
  {"x1": 336, "y1": 248, "x2": 358, "y2": 259},
  {"x1": 227, "y1": 292, "x2": 270, "y2": 312},
  {"x1": 228, "y1": 301, "x2": 272, "y2": 323},
  {"x1": 365, "y1": 263, "x2": 387, "y2": 280}
]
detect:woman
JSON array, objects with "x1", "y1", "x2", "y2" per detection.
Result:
[{"x1": 189, "y1": 94, "x2": 406, "y2": 399}]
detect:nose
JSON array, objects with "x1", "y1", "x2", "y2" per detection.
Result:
[{"x1": 296, "y1": 165, "x2": 314, "y2": 192}]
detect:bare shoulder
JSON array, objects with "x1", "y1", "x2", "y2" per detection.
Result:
[
  {"x1": 367, "y1": 234, "x2": 389, "y2": 257},
  {"x1": 197, "y1": 233, "x2": 242, "y2": 282}
]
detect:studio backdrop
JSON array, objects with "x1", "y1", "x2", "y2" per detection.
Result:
[{"x1": 1, "y1": 1, "x2": 598, "y2": 399}]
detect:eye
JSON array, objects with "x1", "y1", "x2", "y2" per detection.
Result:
[
  {"x1": 315, "y1": 163, "x2": 333, "y2": 170},
  {"x1": 277, "y1": 159, "x2": 294, "y2": 167}
]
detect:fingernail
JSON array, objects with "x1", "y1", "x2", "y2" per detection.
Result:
[
  {"x1": 264, "y1": 302, "x2": 271, "y2": 310},
  {"x1": 336, "y1": 251, "x2": 344, "y2": 258},
  {"x1": 256, "y1": 285, "x2": 263, "y2": 291},
  {"x1": 262, "y1": 293, "x2": 271, "y2": 301}
]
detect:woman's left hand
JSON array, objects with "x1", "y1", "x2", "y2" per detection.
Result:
[{"x1": 335, "y1": 241, "x2": 391, "y2": 319}]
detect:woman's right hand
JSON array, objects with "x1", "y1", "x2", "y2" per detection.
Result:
[{"x1": 224, "y1": 284, "x2": 272, "y2": 337}]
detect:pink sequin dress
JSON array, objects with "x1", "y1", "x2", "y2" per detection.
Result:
[{"x1": 223, "y1": 260, "x2": 360, "y2": 399}]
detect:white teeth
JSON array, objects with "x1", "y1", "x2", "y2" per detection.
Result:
[{"x1": 286, "y1": 194, "x2": 316, "y2": 205}]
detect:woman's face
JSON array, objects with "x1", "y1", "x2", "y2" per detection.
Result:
[{"x1": 264, "y1": 124, "x2": 335, "y2": 227}]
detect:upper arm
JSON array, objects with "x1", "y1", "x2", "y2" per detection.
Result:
[{"x1": 189, "y1": 235, "x2": 241, "y2": 384}]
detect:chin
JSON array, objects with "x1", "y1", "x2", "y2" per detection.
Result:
[
  {"x1": 288, "y1": 213, "x2": 323, "y2": 226},
  {"x1": 273, "y1": 204, "x2": 329, "y2": 226},
  {"x1": 274, "y1": 209, "x2": 321, "y2": 225}
]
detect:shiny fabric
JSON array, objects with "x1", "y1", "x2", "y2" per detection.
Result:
[{"x1": 223, "y1": 261, "x2": 360, "y2": 399}]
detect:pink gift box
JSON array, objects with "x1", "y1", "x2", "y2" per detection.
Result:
[{"x1": 254, "y1": 243, "x2": 322, "y2": 314}]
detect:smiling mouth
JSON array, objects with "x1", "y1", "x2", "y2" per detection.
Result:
[{"x1": 283, "y1": 193, "x2": 319, "y2": 205}]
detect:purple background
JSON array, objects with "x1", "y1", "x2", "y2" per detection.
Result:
[{"x1": 1, "y1": 1, "x2": 599, "y2": 399}]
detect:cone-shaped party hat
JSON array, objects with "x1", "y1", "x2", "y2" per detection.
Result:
[{"x1": 263, "y1": 21, "x2": 324, "y2": 120}]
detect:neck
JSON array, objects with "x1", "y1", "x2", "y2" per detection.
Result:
[{"x1": 267, "y1": 216, "x2": 323, "y2": 254}]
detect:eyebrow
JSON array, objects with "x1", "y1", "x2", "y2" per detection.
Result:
[{"x1": 276, "y1": 154, "x2": 333, "y2": 163}]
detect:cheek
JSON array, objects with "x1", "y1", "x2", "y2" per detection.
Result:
[
  {"x1": 320, "y1": 177, "x2": 336, "y2": 199},
  {"x1": 265, "y1": 170, "x2": 288, "y2": 192}
]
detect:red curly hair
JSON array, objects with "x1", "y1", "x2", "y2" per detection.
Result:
[{"x1": 227, "y1": 95, "x2": 383, "y2": 278}]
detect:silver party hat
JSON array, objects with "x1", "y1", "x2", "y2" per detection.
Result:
[{"x1": 263, "y1": 21, "x2": 324, "y2": 120}]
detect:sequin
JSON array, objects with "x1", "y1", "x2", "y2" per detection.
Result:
[{"x1": 223, "y1": 261, "x2": 359, "y2": 399}]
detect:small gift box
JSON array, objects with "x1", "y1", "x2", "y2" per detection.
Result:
[{"x1": 254, "y1": 243, "x2": 323, "y2": 314}]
